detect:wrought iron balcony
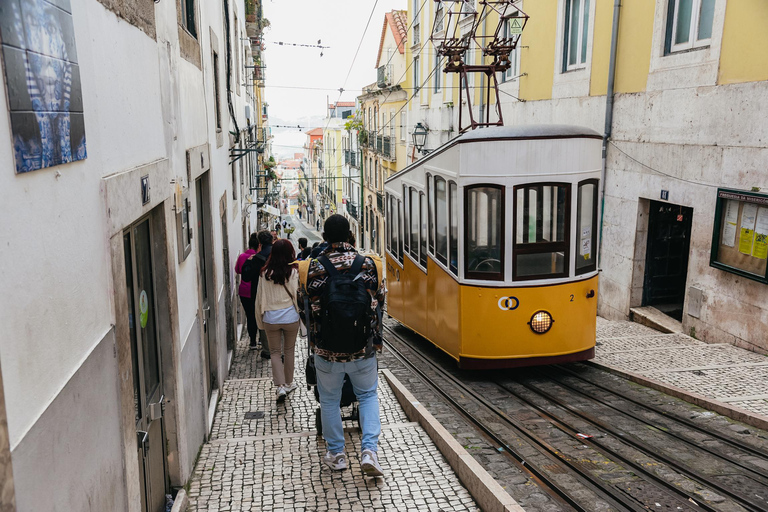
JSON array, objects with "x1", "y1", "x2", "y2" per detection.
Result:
[
  {"x1": 347, "y1": 202, "x2": 358, "y2": 219},
  {"x1": 377, "y1": 64, "x2": 392, "y2": 88},
  {"x1": 376, "y1": 135, "x2": 383, "y2": 154}
]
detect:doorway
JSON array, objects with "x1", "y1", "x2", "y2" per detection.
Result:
[
  {"x1": 196, "y1": 174, "x2": 218, "y2": 401},
  {"x1": 220, "y1": 194, "x2": 236, "y2": 352},
  {"x1": 123, "y1": 218, "x2": 167, "y2": 512},
  {"x1": 643, "y1": 200, "x2": 693, "y2": 321}
]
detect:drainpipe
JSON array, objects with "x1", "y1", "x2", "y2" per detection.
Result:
[{"x1": 599, "y1": 0, "x2": 621, "y2": 265}]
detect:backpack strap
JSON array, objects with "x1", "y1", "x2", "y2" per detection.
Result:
[
  {"x1": 317, "y1": 255, "x2": 340, "y2": 277},
  {"x1": 349, "y1": 254, "x2": 365, "y2": 277}
]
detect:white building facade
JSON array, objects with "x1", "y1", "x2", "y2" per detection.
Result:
[{"x1": 0, "y1": 0, "x2": 258, "y2": 510}]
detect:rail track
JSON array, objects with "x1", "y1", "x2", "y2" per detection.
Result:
[{"x1": 382, "y1": 322, "x2": 768, "y2": 512}]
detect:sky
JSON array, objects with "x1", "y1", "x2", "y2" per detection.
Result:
[{"x1": 262, "y1": 0, "x2": 407, "y2": 158}]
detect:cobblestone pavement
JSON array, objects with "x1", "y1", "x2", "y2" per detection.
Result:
[
  {"x1": 187, "y1": 334, "x2": 480, "y2": 512},
  {"x1": 594, "y1": 317, "x2": 768, "y2": 418}
]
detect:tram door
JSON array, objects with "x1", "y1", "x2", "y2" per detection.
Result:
[
  {"x1": 124, "y1": 218, "x2": 167, "y2": 512},
  {"x1": 643, "y1": 201, "x2": 693, "y2": 320}
]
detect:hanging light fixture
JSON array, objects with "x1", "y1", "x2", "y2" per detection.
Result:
[{"x1": 412, "y1": 122, "x2": 429, "y2": 153}]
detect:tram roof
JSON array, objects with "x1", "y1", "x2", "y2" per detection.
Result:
[
  {"x1": 455, "y1": 124, "x2": 601, "y2": 142},
  {"x1": 387, "y1": 124, "x2": 602, "y2": 183}
]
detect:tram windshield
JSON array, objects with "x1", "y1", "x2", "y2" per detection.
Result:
[{"x1": 514, "y1": 184, "x2": 571, "y2": 279}]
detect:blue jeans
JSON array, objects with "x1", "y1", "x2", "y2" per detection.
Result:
[{"x1": 315, "y1": 355, "x2": 380, "y2": 453}]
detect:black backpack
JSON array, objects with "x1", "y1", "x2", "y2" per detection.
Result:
[{"x1": 316, "y1": 254, "x2": 374, "y2": 354}]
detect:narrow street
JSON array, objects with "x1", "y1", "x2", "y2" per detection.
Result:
[{"x1": 1, "y1": 0, "x2": 767, "y2": 511}]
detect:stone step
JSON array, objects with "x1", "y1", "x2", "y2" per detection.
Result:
[{"x1": 629, "y1": 306, "x2": 683, "y2": 334}]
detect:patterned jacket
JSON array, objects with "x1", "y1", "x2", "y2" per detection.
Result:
[{"x1": 298, "y1": 243, "x2": 386, "y2": 362}]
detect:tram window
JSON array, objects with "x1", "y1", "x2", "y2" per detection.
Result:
[
  {"x1": 420, "y1": 192, "x2": 427, "y2": 267},
  {"x1": 449, "y1": 182, "x2": 458, "y2": 275},
  {"x1": 410, "y1": 188, "x2": 419, "y2": 260},
  {"x1": 403, "y1": 185, "x2": 410, "y2": 254},
  {"x1": 513, "y1": 183, "x2": 571, "y2": 280},
  {"x1": 465, "y1": 185, "x2": 504, "y2": 280},
  {"x1": 386, "y1": 194, "x2": 392, "y2": 253},
  {"x1": 435, "y1": 177, "x2": 448, "y2": 265},
  {"x1": 396, "y1": 199, "x2": 403, "y2": 263},
  {"x1": 576, "y1": 180, "x2": 598, "y2": 275},
  {"x1": 427, "y1": 174, "x2": 435, "y2": 254}
]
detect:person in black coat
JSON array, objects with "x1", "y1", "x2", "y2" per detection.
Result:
[{"x1": 241, "y1": 230, "x2": 274, "y2": 358}]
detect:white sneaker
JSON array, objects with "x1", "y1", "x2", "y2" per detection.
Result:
[
  {"x1": 284, "y1": 382, "x2": 298, "y2": 394},
  {"x1": 276, "y1": 386, "x2": 287, "y2": 403},
  {"x1": 361, "y1": 449, "x2": 384, "y2": 477},
  {"x1": 322, "y1": 451, "x2": 348, "y2": 471}
]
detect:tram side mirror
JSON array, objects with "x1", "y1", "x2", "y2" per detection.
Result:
[{"x1": 586, "y1": 289, "x2": 595, "y2": 299}]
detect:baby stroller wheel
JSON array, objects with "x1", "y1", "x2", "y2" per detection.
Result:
[{"x1": 315, "y1": 407, "x2": 323, "y2": 436}]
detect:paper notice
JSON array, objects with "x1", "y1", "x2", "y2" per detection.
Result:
[
  {"x1": 580, "y1": 238, "x2": 591, "y2": 259},
  {"x1": 739, "y1": 204, "x2": 758, "y2": 255},
  {"x1": 752, "y1": 207, "x2": 768, "y2": 259},
  {"x1": 722, "y1": 200, "x2": 738, "y2": 247}
]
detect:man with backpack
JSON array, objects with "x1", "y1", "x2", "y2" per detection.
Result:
[
  {"x1": 241, "y1": 230, "x2": 274, "y2": 358},
  {"x1": 298, "y1": 214, "x2": 386, "y2": 477}
]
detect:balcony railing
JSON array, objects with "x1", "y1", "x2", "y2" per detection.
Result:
[
  {"x1": 347, "y1": 202, "x2": 358, "y2": 219},
  {"x1": 376, "y1": 135, "x2": 383, "y2": 154},
  {"x1": 377, "y1": 64, "x2": 392, "y2": 88}
]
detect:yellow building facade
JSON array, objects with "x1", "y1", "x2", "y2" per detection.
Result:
[{"x1": 402, "y1": 0, "x2": 768, "y2": 353}]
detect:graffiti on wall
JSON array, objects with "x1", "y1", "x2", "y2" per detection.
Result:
[{"x1": 0, "y1": 0, "x2": 86, "y2": 174}]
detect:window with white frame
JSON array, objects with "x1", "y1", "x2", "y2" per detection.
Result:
[
  {"x1": 563, "y1": 0, "x2": 590, "y2": 72},
  {"x1": 501, "y1": 19, "x2": 518, "y2": 83},
  {"x1": 665, "y1": 0, "x2": 715, "y2": 54},
  {"x1": 434, "y1": 53, "x2": 442, "y2": 92},
  {"x1": 435, "y1": 5, "x2": 444, "y2": 32},
  {"x1": 414, "y1": 55, "x2": 420, "y2": 89},
  {"x1": 400, "y1": 111, "x2": 406, "y2": 141}
]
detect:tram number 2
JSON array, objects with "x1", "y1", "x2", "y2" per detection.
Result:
[
  {"x1": 498, "y1": 296, "x2": 520, "y2": 311},
  {"x1": 570, "y1": 294, "x2": 574, "y2": 302}
]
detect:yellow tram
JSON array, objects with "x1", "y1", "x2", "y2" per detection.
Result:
[{"x1": 384, "y1": 125, "x2": 602, "y2": 369}]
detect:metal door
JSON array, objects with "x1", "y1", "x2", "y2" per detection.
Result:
[
  {"x1": 196, "y1": 175, "x2": 217, "y2": 399},
  {"x1": 643, "y1": 201, "x2": 693, "y2": 320},
  {"x1": 124, "y1": 218, "x2": 167, "y2": 512}
]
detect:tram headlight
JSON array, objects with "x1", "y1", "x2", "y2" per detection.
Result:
[{"x1": 528, "y1": 310, "x2": 553, "y2": 334}]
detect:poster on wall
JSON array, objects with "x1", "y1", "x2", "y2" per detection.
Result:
[{"x1": 0, "y1": 0, "x2": 87, "y2": 174}]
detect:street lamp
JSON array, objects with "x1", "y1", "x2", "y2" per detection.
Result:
[{"x1": 412, "y1": 122, "x2": 429, "y2": 154}]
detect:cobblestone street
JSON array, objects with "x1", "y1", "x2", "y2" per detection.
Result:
[
  {"x1": 593, "y1": 318, "x2": 768, "y2": 420},
  {"x1": 186, "y1": 335, "x2": 481, "y2": 512}
]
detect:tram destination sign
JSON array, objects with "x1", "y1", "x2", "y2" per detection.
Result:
[{"x1": 717, "y1": 190, "x2": 768, "y2": 205}]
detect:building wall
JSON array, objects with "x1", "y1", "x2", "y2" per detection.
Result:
[
  {"x1": 398, "y1": 0, "x2": 768, "y2": 352},
  {"x1": 0, "y1": 0, "x2": 254, "y2": 509}
]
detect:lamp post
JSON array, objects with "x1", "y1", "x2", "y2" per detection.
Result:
[{"x1": 412, "y1": 122, "x2": 430, "y2": 154}]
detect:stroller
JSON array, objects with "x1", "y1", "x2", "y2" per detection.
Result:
[
  {"x1": 306, "y1": 344, "x2": 360, "y2": 436},
  {"x1": 302, "y1": 297, "x2": 360, "y2": 436}
]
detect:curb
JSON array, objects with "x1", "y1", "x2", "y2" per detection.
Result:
[
  {"x1": 588, "y1": 361, "x2": 768, "y2": 431},
  {"x1": 170, "y1": 489, "x2": 188, "y2": 512},
  {"x1": 382, "y1": 369, "x2": 526, "y2": 512}
]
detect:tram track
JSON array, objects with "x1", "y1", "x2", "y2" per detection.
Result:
[
  {"x1": 383, "y1": 322, "x2": 768, "y2": 512},
  {"x1": 383, "y1": 324, "x2": 699, "y2": 512}
]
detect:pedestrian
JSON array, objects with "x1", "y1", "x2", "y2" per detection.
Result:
[
  {"x1": 235, "y1": 233, "x2": 259, "y2": 349},
  {"x1": 254, "y1": 239, "x2": 301, "y2": 404},
  {"x1": 271, "y1": 230, "x2": 278, "y2": 243},
  {"x1": 297, "y1": 237, "x2": 311, "y2": 260},
  {"x1": 241, "y1": 230, "x2": 274, "y2": 358},
  {"x1": 286, "y1": 223, "x2": 293, "y2": 240},
  {"x1": 316, "y1": 219, "x2": 320, "y2": 231},
  {"x1": 310, "y1": 236, "x2": 328, "y2": 259},
  {"x1": 299, "y1": 214, "x2": 386, "y2": 477}
]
